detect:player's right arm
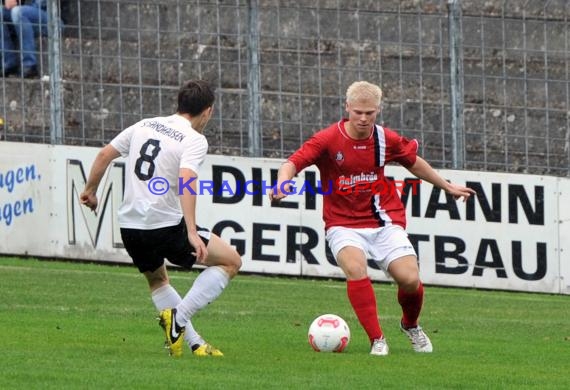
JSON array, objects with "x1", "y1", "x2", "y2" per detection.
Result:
[
  {"x1": 269, "y1": 128, "x2": 328, "y2": 202},
  {"x1": 269, "y1": 161, "x2": 297, "y2": 202},
  {"x1": 80, "y1": 144, "x2": 121, "y2": 211}
]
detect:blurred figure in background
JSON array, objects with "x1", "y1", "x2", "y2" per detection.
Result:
[{"x1": 1, "y1": 0, "x2": 62, "y2": 78}]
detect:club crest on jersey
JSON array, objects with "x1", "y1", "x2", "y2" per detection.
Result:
[{"x1": 335, "y1": 151, "x2": 344, "y2": 165}]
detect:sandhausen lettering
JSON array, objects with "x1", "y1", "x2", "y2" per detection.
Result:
[{"x1": 143, "y1": 120, "x2": 186, "y2": 142}]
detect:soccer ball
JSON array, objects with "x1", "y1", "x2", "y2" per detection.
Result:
[{"x1": 308, "y1": 314, "x2": 350, "y2": 352}]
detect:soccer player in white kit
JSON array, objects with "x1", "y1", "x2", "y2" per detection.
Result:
[
  {"x1": 270, "y1": 81, "x2": 475, "y2": 356},
  {"x1": 81, "y1": 80, "x2": 242, "y2": 357}
]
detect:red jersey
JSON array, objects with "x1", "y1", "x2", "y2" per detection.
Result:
[{"x1": 288, "y1": 119, "x2": 418, "y2": 230}]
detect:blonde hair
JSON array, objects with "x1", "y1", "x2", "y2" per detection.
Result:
[{"x1": 346, "y1": 81, "x2": 383, "y2": 107}]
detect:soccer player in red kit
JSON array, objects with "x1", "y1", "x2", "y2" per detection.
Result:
[{"x1": 270, "y1": 81, "x2": 475, "y2": 355}]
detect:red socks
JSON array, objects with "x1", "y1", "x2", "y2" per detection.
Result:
[
  {"x1": 347, "y1": 278, "x2": 425, "y2": 340},
  {"x1": 347, "y1": 277, "x2": 383, "y2": 342},
  {"x1": 398, "y1": 282, "x2": 424, "y2": 328}
]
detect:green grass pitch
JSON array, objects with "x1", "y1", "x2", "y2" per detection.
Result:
[{"x1": 0, "y1": 256, "x2": 568, "y2": 389}]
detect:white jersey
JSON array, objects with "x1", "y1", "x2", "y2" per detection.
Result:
[{"x1": 110, "y1": 114, "x2": 208, "y2": 229}]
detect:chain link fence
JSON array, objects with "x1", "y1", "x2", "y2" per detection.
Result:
[{"x1": 1, "y1": 0, "x2": 569, "y2": 175}]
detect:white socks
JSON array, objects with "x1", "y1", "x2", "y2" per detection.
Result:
[
  {"x1": 151, "y1": 284, "x2": 204, "y2": 347},
  {"x1": 175, "y1": 266, "x2": 230, "y2": 326},
  {"x1": 151, "y1": 267, "x2": 231, "y2": 348}
]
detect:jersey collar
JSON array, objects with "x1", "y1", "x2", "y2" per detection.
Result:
[{"x1": 338, "y1": 118, "x2": 375, "y2": 141}]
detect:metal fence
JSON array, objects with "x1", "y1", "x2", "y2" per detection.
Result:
[{"x1": 1, "y1": 0, "x2": 569, "y2": 176}]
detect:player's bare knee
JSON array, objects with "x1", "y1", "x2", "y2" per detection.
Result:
[
  {"x1": 228, "y1": 253, "x2": 242, "y2": 276},
  {"x1": 235, "y1": 254, "x2": 243, "y2": 271},
  {"x1": 216, "y1": 253, "x2": 241, "y2": 278},
  {"x1": 144, "y1": 268, "x2": 169, "y2": 287},
  {"x1": 398, "y1": 277, "x2": 420, "y2": 292},
  {"x1": 146, "y1": 275, "x2": 169, "y2": 291},
  {"x1": 343, "y1": 264, "x2": 368, "y2": 280}
]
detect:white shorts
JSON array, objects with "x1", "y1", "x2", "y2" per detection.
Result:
[{"x1": 325, "y1": 225, "x2": 417, "y2": 271}]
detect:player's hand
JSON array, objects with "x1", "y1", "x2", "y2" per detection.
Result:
[
  {"x1": 188, "y1": 230, "x2": 208, "y2": 262},
  {"x1": 268, "y1": 181, "x2": 291, "y2": 203},
  {"x1": 80, "y1": 191, "x2": 98, "y2": 211},
  {"x1": 447, "y1": 183, "x2": 476, "y2": 202}
]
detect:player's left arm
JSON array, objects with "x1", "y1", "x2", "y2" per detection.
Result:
[
  {"x1": 179, "y1": 167, "x2": 208, "y2": 262},
  {"x1": 406, "y1": 156, "x2": 476, "y2": 202},
  {"x1": 81, "y1": 144, "x2": 121, "y2": 211}
]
